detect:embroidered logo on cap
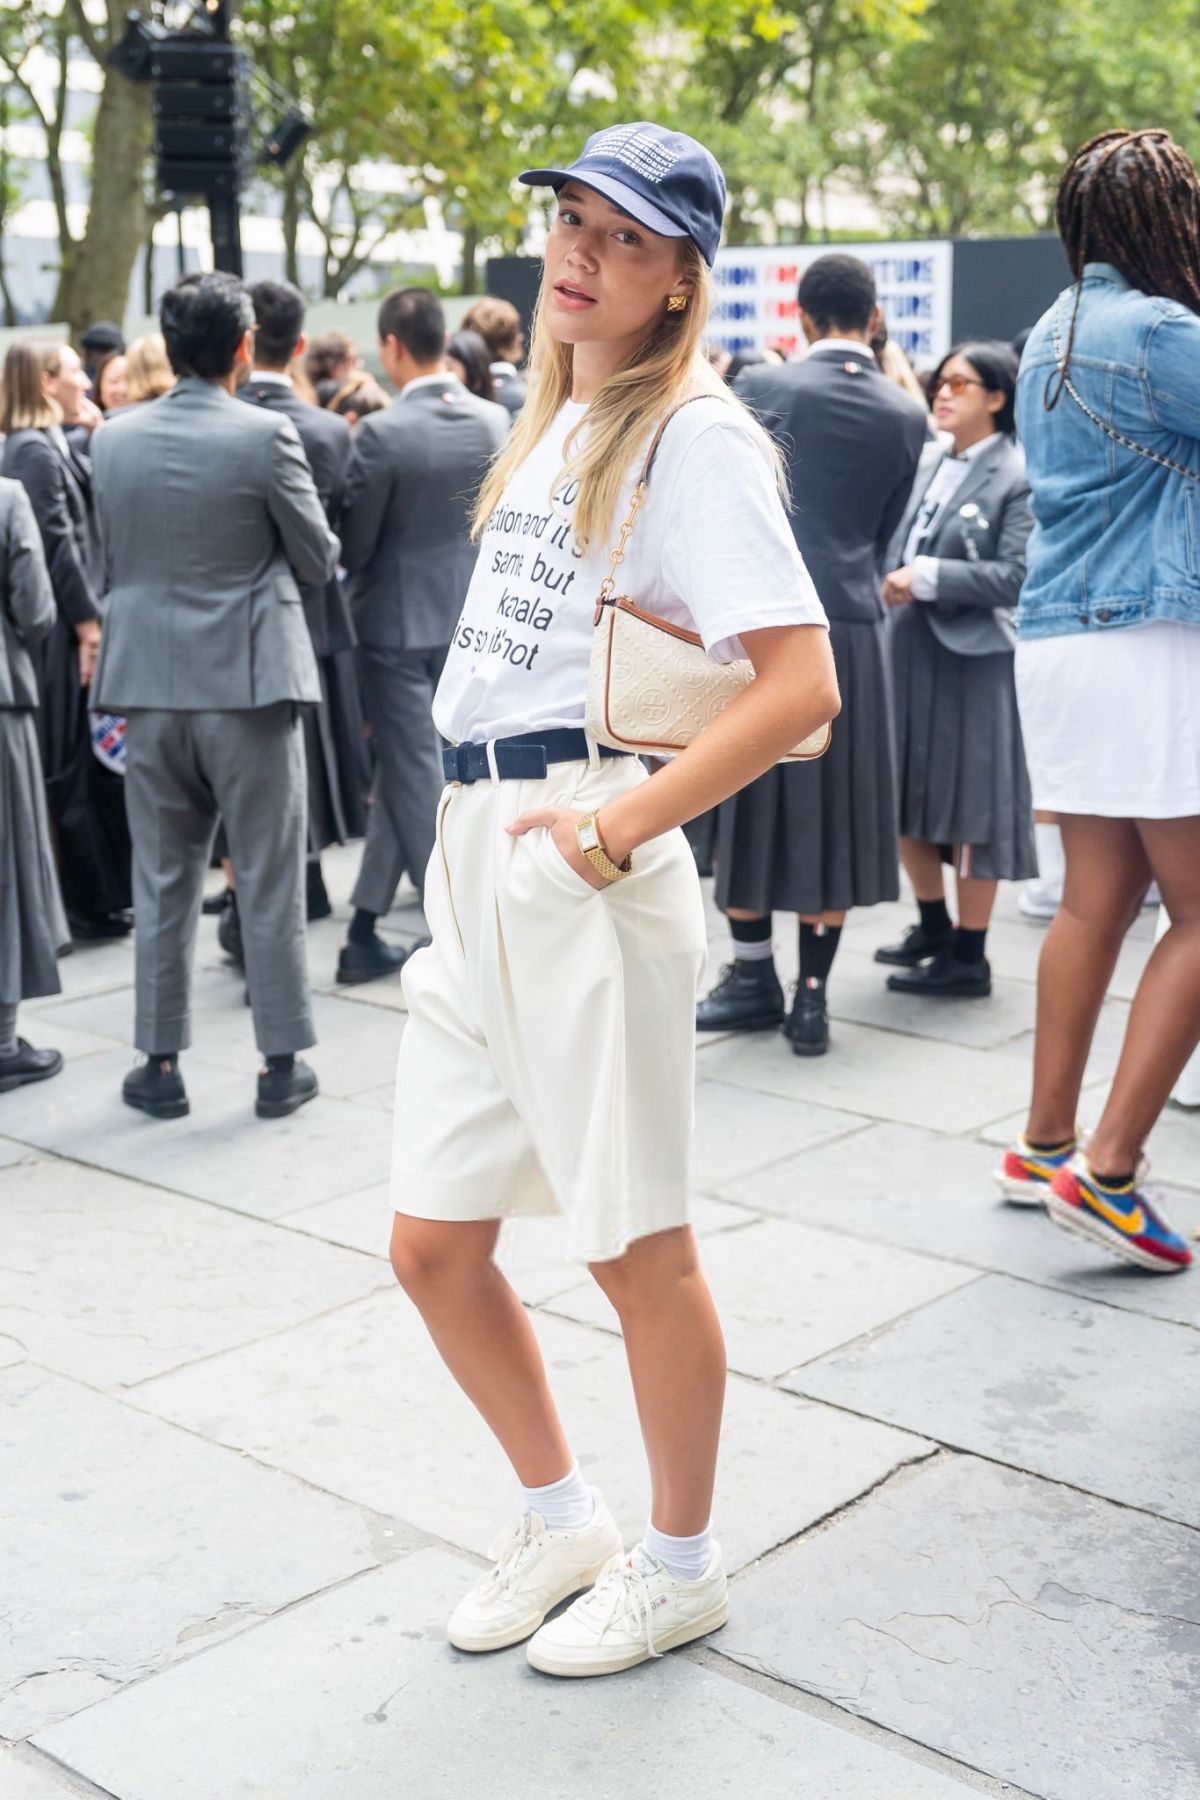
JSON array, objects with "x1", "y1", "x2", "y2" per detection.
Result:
[{"x1": 589, "y1": 125, "x2": 680, "y2": 184}]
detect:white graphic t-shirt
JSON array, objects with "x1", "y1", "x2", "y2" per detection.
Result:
[{"x1": 433, "y1": 393, "x2": 827, "y2": 745}]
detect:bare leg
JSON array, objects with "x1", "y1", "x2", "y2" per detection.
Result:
[
  {"x1": 900, "y1": 836, "x2": 944, "y2": 902},
  {"x1": 799, "y1": 910, "x2": 847, "y2": 929},
  {"x1": 389, "y1": 1214, "x2": 574, "y2": 1488},
  {"x1": 726, "y1": 907, "x2": 764, "y2": 924},
  {"x1": 590, "y1": 1227, "x2": 726, "y2": 1537},
  {"x1": 1024, "y1": 816, "x2": 1150, "y2": 1145},
  {"x1": 956, "y1": 874, "x2": 998, "y2": 931},
  {"x1": 1087, "y1": 815, "x2": 1200, "y2": 1175}
]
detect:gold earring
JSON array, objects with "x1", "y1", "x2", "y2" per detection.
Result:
[{"x1": 666, "y1": 294, "x2": 688, "y2": 314}]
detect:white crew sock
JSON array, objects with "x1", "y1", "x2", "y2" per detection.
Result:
[
  {"x1": 0, "y1": 1001, "x2": 17, "y2": 1059},
  {"x1": 520, "y1": 1462, "x2": 595, "y2": 1531},
  {"x1": 1033, "y1": 822, "x2": 1064, "y2": 895},
  {"x1": 643, "y1": 1520, "x2": 713, "y2": 1583}
]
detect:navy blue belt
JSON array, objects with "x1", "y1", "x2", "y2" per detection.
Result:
[{"x1": 443, "y1": 729, "x2": 629, "y2": 785}]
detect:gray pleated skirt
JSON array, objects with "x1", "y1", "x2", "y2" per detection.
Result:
[
  {"x1": 892, "y1": 606, "x2": 1037, "y2": 882},
  {"x1": 0, "y1": 710, "x2": 69, "y2": 1002},
  {"x1": 714, "y1": 616, "x2": 900, "y2": 915}
]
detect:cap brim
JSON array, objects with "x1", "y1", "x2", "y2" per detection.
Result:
[{"x1": 518, "y1": 166, "x2": 688, "y2": 240}]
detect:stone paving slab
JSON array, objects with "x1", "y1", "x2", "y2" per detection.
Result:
[
  {"x1": 788, "y1": 1275, "x2": 1200, "y2": 1527},
  {"x1": 0, "y1": 1363, "x2": 386, "y2": 1740},
  {"x1": 33, "y1": 1547, "x2": 989, "y2": 1800},
  {"x1": 723, "y1": 1122, "x2": 1200, "y2": 1329},
  {"x1": 697, "y1": 1023, "x2": 1040, "y2": 1134},
  {"x1": 692, "y1": 1078, "x2": 867, "y2": 1184},
  {"x1": 719, "y1": 1454, "x2": 1200, "y2": 1800},
  {"x1": 0, "y1": 1054, "x2": 392, "y2": 1217},
  {"x1": 0, "y1": 1744, "x2": 102, "y2": 1799},
  {"x1": 0, "y1": 1134, "x2": 29, "y2": 1168},
  {"x1": 23, "y1": 937, "x2": 135, "y2": 1008},
  {"x1": 129, "y1": 1293, "x2": 933, "y2": 1573},
  {"x1": 549, "y1": 1216, "x2": 979, "y2": 1378},
  {"x1": 0, "y1": 1156, "x2": 391, "y2": 1387}
]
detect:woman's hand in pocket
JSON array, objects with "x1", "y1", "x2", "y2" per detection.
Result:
[{"x1": 507, "y1": 806, "x2": 611, "y2": 890}]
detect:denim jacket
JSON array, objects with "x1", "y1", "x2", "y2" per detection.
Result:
[{"x1": 1014, "y1": 262, "x2": 1200, "y2": 640}]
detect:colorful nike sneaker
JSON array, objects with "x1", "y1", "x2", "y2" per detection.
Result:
[
  {"x1": 994, "y1": 1134, "x2": 1080, "y2": 1206},
  {"x1": 1046, "y1": 1155, "x2": 1192, "y2": 1274}
]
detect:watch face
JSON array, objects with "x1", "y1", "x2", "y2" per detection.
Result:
[{"x1": 578, "y1": 822, "x2": 600, "y2": 853}]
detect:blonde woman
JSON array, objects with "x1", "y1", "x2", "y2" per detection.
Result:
[
  {"x1": 387, "y1": 124, "x2": 838, "y2": 1677},
  {"x1": 123, "y1": 333, "x2": 175, "y2": 405}
]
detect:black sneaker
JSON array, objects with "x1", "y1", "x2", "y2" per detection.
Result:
[
  {"x1": 783, "y1": 990, "x2": 829, "y2": 1057},
  {"x1": 68, "y1": 910, "x2": 134, "y2": 941},
  {"x1": 696, "y1": 961, "x2": 785, "y2": 1032},
  {"x1": 873, "y1": 921, "x2": 954, "y2": 967},
  {"x1": 0, "y1": 1039, "x2": 65, "y2": 1093},
  {"x1": 123, "y1": 1056, "x2": 189, "y2": 1119},
  {"x1": 217, "y1": 901, "x2": 244, "y2": 968},
  {"x1": 336, "y1": 934, "x2": 408, "y2": 986},
  {"x1": 256, "y1": 1057, "x2": 318, "y2": 1119},
  {"x1": 886, "y1": 948, "x2": 992, "y2": 998}
]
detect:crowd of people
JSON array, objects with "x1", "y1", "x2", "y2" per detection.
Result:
[{"x1": 0, "y1": 112, "x2": 1198, "y2": 1682}]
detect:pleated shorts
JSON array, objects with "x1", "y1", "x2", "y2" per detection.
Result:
[{"x1": 390, "y1": 756, "x2": 708, "y2": 1263}]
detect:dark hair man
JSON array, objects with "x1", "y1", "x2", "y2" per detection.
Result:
[
  {"x1": 336, "y1": 287, "x2": 510, "y2": 984},
  {"x1": 241, "y1": 279, "x2": 364, "y2": 924},
  {"x1": 699, "y1": 253, "x2": 929, "y2": 1055},
  {"x1": 461, "y1": 295, "x2": 526, "y2": 415},
  {"x1": 90, "y1": 272, "x2": 340, "y2": 1120}
]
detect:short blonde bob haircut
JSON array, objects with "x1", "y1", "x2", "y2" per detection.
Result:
[
  {"x1": 0, "y1": 340, "x2": 62, "y2": 433},
  {"x1": 124, "y1": 332, "x2": 176, "y2": 403}
]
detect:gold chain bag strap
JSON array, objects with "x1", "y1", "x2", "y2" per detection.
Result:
[{"x1": 584, "y1": 397, "x2": 832, "y2": 761}]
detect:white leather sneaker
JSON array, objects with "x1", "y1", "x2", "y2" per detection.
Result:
[
  {"x1": 447, "y1": 1496, "x2": 623, "y2": 1654},
  {"x1": 526, "y1": 1542, "x2": 729, "y2": 1677}
]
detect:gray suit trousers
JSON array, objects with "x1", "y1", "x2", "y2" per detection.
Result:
[
  {"x1": 351, "y1": 643, "x2": 448, "y2": 915},
  {"x1": 124, "y1": 705, "x2": 314, "y2": 1056}
]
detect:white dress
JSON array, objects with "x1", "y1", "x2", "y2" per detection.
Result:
[{"x1": 1015, "y1": 620, "x2": 1200, "y2": 817}]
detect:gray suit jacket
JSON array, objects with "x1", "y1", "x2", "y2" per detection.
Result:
[
  {"x1": 92, "y1": 377, "x2": 340, "y2": 712},
  {"x1": 340, "y1": 379, "x2": 509, "y2": 652},
  {"x1": 0, "y1": 477, "x2": 56, "y2": 711},
  {"x1": 887, "y1": 435, "x2": 1032, "y2": 655}
]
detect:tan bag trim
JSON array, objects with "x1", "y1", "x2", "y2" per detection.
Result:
[{"x1": 596, "y1": 393, "x2": 720, "y2": 614}]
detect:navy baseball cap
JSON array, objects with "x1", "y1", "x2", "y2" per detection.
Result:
[{"x1": 520, "y1": 123, "x2": 727, "y2": 267}]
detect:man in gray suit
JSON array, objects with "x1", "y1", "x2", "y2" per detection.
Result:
[
  {"x1": 92, "y1": 272, "x2": 339, "y2": 1121},
  {"x1": 337, "y1": 287, "x2": 508, "y2": 985}
]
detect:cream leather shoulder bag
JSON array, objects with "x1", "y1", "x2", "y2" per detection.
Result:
[{"x1": 584, "y1": 397, "x2": 832, "y2": 762}]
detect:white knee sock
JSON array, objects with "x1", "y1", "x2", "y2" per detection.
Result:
[
  {"x1": 644, "y1": 1520, "x2": 713, "y2": 1582},
  {"x1": 520, "y1": 1462, "x2": 595, "y2": 1531}
]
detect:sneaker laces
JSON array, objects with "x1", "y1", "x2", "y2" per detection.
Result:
[
  {"x1": 480, "y1": 1512, "x2": 545, "y2": 1598},
  {"x1": 575, "y1": 1551, "x2": 664, "y2": 1659}
]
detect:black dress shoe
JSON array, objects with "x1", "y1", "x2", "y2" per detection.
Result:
[
  {"x1": 68, "y1": 911, "x2": 134, "y2": 941},
  {"x1": 873, "y1": 921, "x2": 954, "y2": 967},
  {"x1": 336, "y1": 934, "x2": 408, "y2": 986},
  {"x1": 123, "y1": 1056, "x2": 190, "y2": 1119},
  {"x1": 306, "y1": 863, "x2": 333, "y2": 922},
  {"x1": 886, "y1": 948, "x2": 992, "y2": 998},
  {"x1": 217, "y1": 901, "x2": 244, "y2": 968},
  {"x1": 696, "y1": 960, "x2": 785, "y2": 1032},
  {"x1": 256, "y1": 1057, "x2": 318, "y2": 1118},
  {"x1": 783, "y1": 991, "x2": 829, "y2": 1056},
  {"x1": 202, "y1": 888, "x2": 233, "y2": 917},
  {"x1": 0, "y1": 1039, "x2": 65, "y2": 1093}
]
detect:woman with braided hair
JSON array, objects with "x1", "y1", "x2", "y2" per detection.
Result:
[{"x1": 996, "y1": 128, "x2": 1200, "y2": 1274}]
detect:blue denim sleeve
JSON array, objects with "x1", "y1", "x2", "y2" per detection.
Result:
[{"x1": 1145, "y1": 310, "x2": 1200, "y2": 439}]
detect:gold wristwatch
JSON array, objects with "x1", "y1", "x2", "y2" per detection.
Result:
[{"x1": 576, "y1": 812, "x2": 632, "y2": 882}]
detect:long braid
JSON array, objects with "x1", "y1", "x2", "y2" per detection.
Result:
[{"x1": 1045, "y1": 128, "x2": 1200, "y2": 410}]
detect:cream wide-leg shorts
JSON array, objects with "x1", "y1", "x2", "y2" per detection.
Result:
[{"x1": 390, "y1": 755, "x2": 708, "y2": 1263}]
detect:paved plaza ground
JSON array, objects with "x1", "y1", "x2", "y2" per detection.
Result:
[{"x1": 1, "y1": 846, "x2": 1197, "y2": 1800}]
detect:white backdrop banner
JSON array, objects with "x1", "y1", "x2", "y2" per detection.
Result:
[{"x1": 710, "y1": 240, "x2": 954, "y2": 368}]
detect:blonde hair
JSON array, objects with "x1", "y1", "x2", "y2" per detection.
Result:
[
  {"x1": 125, "y1": 333, "x2": 175, "y2": 403},
  {"x1": 473, "y1": 242, "x2": 780, "y2": 553},
  {"x1": 0, "y1": 340, "x2": 61, "y2": 433}
]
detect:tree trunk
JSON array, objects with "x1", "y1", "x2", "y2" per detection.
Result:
[
  {"x1": 460, "y1": 222, "x2": 479, "y2": 296},
  {"x1": 282, "y1": 168, "x2": 302, "y2": 286},
  {"x1": 52, "y1": 68, "x2": 152, "y2": 333}
]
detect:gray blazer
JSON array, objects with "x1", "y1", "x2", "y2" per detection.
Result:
[
  {"x1": 91, "y1": 377, "x2": 340, "y2": 712},
  {"x1": 887, "y1": 434, "x2": 1032, "y2": 655},
  {"x1": 0, "y1": 478, "x2": 56, "y2": 711},
  {"x1": 340, "y1": 379, "x2": 509, "y2": 652}
]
